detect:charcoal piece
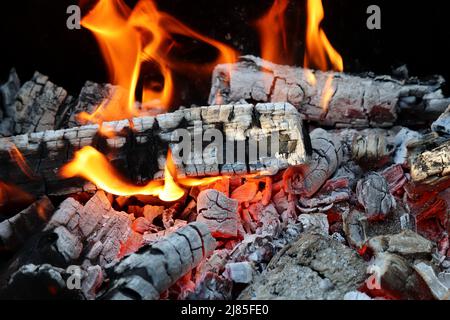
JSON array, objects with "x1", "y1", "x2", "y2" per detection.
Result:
[
  {"x1": 432, "y1": 104, "x2": 450, "y2": 135},
  {"x1": 411, "y1": 139, "x2": 450, "y2": 183},
  {"x1": 413, "y1": 262, "x2": 450, "y2": 300}
]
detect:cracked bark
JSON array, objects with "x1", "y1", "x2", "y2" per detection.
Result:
[
  {"x1": 0, "y1": 103, "x2": 309, "y2": 196},
  {"x1": 102, "y1": 222, "x2": 216, "y2": 300},
  {"x1": 209, "y1": 55, "x2": 449, "y2": 128}
]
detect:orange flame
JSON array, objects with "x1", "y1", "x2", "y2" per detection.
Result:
[
  {"x1": 78, "y1": 0, "x2": 238, "y2": 124},
  {"x1": 7, "y1": 144, "x2": 36, "y2": 180},
  {"x1": 255, "y1": 0, "x2": 290, "y2": 65},
  {"x1": 61, "y1": 146, "x2": 220, "y2": 202},
  {"x1": 304, "y1": 0, "x2": 343, "y2": 72}
]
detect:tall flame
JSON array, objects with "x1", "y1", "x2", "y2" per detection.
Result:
[
  {"x1": 61, "y1": 146, "x2": 220, "y2": 202},
  {"x1": 78, "y1": 0, "x2": 238, "y2": 124},
  {"x1": 304, "y1": 0, "x2": 343, "y2": 72},
  {"x1": 255, "y1": 0, "x2": 290, "y2": 65}
]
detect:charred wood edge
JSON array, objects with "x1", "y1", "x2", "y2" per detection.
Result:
[
  {"x1": 411, "y1": 137, "x2": 450, "y2": 183},
  {"x1": 0, "y1": 196, "x2": 54, "y2": 252},
  {"x1": 101, "y1": 221, "x2": 216, "y2": 300},
  {"x1": 432, "y1": 104, "x2": 450, "y2": 136},
  {"x1": 209, "y1": 55, "x2": 450, "y2": 128},
  {"x1": 0, "y1": 103, "x2": 309, "y2": 197},
  {"x1": 288, "y1": 128, "x2": 343, "y2": 197}
]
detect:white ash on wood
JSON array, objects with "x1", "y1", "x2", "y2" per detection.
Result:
[
  {"x1": 411, "y1": 139, "x2": 450, "y2": 184},
  {"x1": 0, "y1": 103, "x2": 310, "y2": 196},
  {"x1": 102, "y1": 222, "x2": 216, "y2": 300},
  {"x1": 432, "y1": 104, "x2": 450, "y2": 135},
  {"x1": 209, "y1": 56, "x2": 450, "y2": 128}
]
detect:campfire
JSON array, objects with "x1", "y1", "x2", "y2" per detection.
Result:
[{"x1": 0, "y1": 0, "x2": 449, "y2": 301}]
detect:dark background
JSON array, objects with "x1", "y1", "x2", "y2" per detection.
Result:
[{"x1": 0, "y1": 0, "x2": 449, "y2": 105}]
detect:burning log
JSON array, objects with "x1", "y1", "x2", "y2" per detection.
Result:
[
  {"x1": 0, "y1": 103, "x2": 310, "y2": 196},
  {"x1": 209, "y1": 56, "x2": 449, "y2": 128},
  {"x1": 102, "y1": 222, "x2": 216, "y2": 300},
  {"x1": 0, "y1": 196, "x2": 54, "y2": 252},
  {"x1": 284, "y1": 128, "x2": 343, "y2": 197}
]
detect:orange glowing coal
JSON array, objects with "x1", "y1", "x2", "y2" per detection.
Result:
[
  {"x1": 61, "y1": 146, "x2": 221, "y2": 202},
  {"x1": 255, "y1": 0, "x2": 290, "y2": 65},
  {"x1": 78, "y1": 0, "x2": 238, "y2": 125}
]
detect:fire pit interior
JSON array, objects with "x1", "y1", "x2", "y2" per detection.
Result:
[{"x1": 0, "y1": 0, "x2": 449, "y2": 300}]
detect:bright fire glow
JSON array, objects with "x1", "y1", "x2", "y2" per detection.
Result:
[
  {"x1": 304, "y1": 0, "x2": 343, "y2": 72},
  {"x1": 78, "y1": 0, "x2": 238, "y2": 124},
  {"x1": 255, "y1": 0, "x2": 290, "y2": 65},
  {"x1": 61, "y1": 146, "x2": 221, "y2": 202}
]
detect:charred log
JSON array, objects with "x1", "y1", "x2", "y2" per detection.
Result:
[
  {"x1": 209, "y1": 56, "x2": 449, "y2": 128},
  {"x1": 0, "y1": 103, "x2": 310, "y2": 196}
]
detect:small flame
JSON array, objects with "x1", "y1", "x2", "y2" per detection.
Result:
[
  {"x1": 304, "y1": 0, "x2": 343, "y2": 72},
  {"x1": 7, "y1": 143, "x2": 36, "y2": 180},
  {"x1": 61, "y1": 146, "x2": 220, "y2": 202},
  {"x1": 255, "y1": 0, "x2": 290, "y2": 65},
  {"x1": 0, "y1": 180, "x2": 34, "y2": 208}
]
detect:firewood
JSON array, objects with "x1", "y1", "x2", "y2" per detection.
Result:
[
  {"x1": 196, "y1": 189, "x2": 239, "y2": 239},
  {"x1": 0, "y1": 196, "x2": 54, "y2": 252},
  {"x1": 432, "y1": 104, "x2": 450, "y2": 135},
  {"x1": 0, "y1": 69, "x2": 21, "y2": 137},
  {"x1": 284, "y1": 128, "x2": 343, "y2": 197},
  {"x1": 365, "y1": 252, "x2": 434, "y2": 300},
  {"x1": 209, "y1": 56, "x2": 450, "y2": 128},
  {"x1": 0, "y1": 103, "x2": 310, "y2": 196},
  {"x1": 356, "y1": 173, "x2": 396, "y2": 220},
  {"x1": 411, "y1": 139, "x2": 450, "y2": 183},
  {"x1": 102, "y1": 222, "x2": 216, "y2": 300}
]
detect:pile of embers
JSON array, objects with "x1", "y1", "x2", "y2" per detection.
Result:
[{"x1": 0, "y1": 58, "x2": 450, "y2": 300}]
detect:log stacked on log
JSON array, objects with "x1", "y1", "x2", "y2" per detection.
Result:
[
  {"x1": 209, "y1": 56, "x2": 450, "y2": 128},
  {"x1": 0, "y1": 103, "x2": 310, "y2": 196}
]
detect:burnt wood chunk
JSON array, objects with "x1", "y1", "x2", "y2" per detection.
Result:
[
  {"x1": 196, "y1": 189, "x2": 239, "y2": 238},
  {"x1": 0, "y1": 196, "x2": 54, "y2": 251},
  {"x1": 356, "y1": 173, "x2": 396, "y2": 220},
  {"x1": 285, "y1": 128, "x2": 343, "y2": 197},
  {"x1": 0, "y1": 69, "x2": 21, "y2": 136},
  {"x1": 0, "y1": 103, "x2": 309, "y2": 196},
  {"x1": 45, "y1": 191, "x2": 133, "y2": 266},
  {"x1": 411, "y1": 139, "x2": 450, "y2": 183},
  {"x1": 103, "y1": 222, "x2": 216, "y2": 300},
  {"x1": 432, "y1": 104, "x2": 450, "y2": 135},
  {"x1": 209, "y1": 55, "x2": 449, "y2": 128}
]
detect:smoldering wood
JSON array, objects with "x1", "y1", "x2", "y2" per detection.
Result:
[
  {"x1": 196, "y1": 189, "x2": 239, "y2": 239},
  {"x1": 352, "y1": 133, "x2": 394, "y2": 165},
  {"x1": 356, "y1": 173, "x2": 396, "y2": 220},
  {"x1": 366, "y1": 252, "x2": 434, "y2": 300},
  {"x1": 432, "y1": 104, "x2": 450, "y2": 135},
  {"x1": 44, "y1": 191, "x2": 135, "y2": 267},
  {"x1": 209, "y1": 56, "x2": 450, "y2": 128},
  {"x1": 0, "y1": 196, "x2": 54, "y2": 252},
  {"x1": 0, "y1": 103, "x2": 310, "y2": 196},
  {"x1": 102, "y1": 222, "x2": 216, "y2": 300},
  {"x1": 411, "y1": 139, "x2": 450, "y2": 183},
  {"x1": 8, "y1": 72, "x2": 70, "y2": 135},
  {"x1": 0, "y1": 69, "x2": 21, "y2": 136},
  {"x1": 413, "y1": 262, "x2": 450, "y2": 300},
  {"x1": 285, "y1": 128, "x2": 343, "y2": 197}
]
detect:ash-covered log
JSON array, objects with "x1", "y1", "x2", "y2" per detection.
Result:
[
  {"x1": 102, "y1": 222, "x2": 216, "y2": 300},
  {"x1": 0, "y1": 103, "x2": 310, "y2": 196},
  {"x1": 209, "y1": 56, "x2": 449, "y2": 128},
  {"x1": 411, "y1": 139, "x2": 450, "y2": 184}
]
